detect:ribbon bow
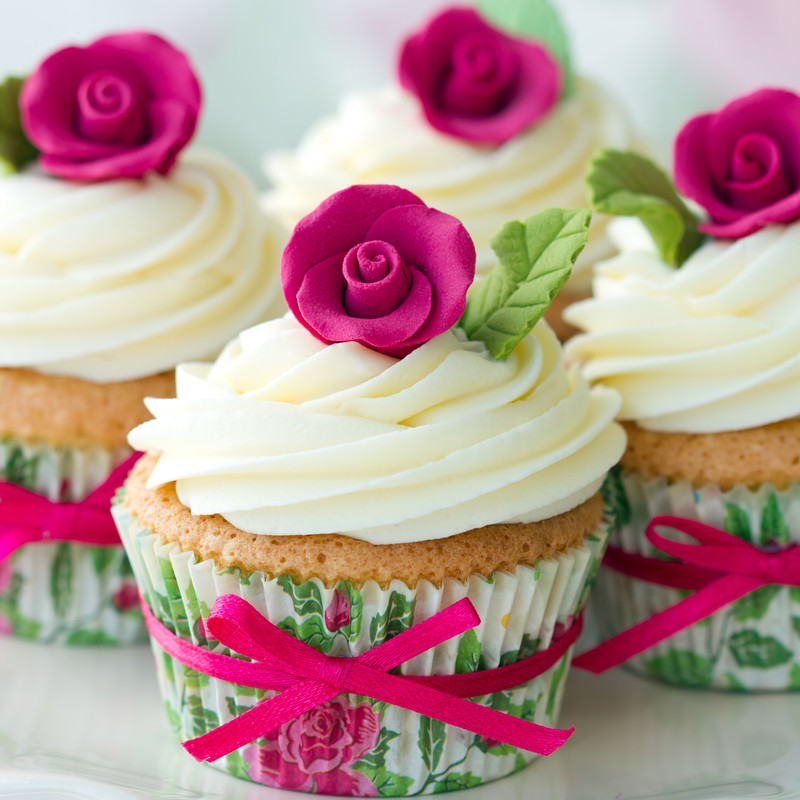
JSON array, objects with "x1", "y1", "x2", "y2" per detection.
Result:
[
  {"x1": 143, "y1": 594, "x2": 582, "y2": 763},
  {"x1": 0, "y1": 452, "x2": 141, "y2": 562},
  {"x1": 573, "y1": 514, "x2": 800, "y2": 674}
]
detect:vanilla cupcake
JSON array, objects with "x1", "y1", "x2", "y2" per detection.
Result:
[
  {"x1": 263, "y1": 6, "x2": 640, "y2": 339},
  {"x1": 114, "y1": 185, "x2": 624, "y2": 793},
  {"x1": 566, "y1": 88, "x2": 800, "y2": 690},
  {"x1": 0, "y1": 33, "x2": 283, "y2": 645}
]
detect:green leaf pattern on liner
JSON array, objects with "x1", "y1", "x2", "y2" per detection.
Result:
[
  {"x1": 118, "y1": 495, "x2": 610, "y2": 795},
  {"x1": 595, "y1": 476, "x2": 800, "y2": 691},
  {"x1": 585, "y1": 149, "x2": 703, "y2": 267},
  {"x1": 459, "y1": 207, "x2": 590, "y2": 359},
  {"x1": 475, "y1": 0, "x2": 573, "y2": 97},
  {"x1": 0, "y1": 76, "x2": 39, "y2": 173},
  {"x1": 645, "y1": 651, "x2": 713, "y2": 688}
]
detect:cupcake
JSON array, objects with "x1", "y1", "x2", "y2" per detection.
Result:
[
  {"x1": 566, "y1": 88, "x2": 800, "y2": 690},
  {"x1": 113, "y1": 184, "x2": 625, "y2": 794},
  {"x1": 263, "y1": 6, "x2": 641, "y2": 339},
  {"x1": 0, "y1": 33, "x2": 283, "y2": 645}
]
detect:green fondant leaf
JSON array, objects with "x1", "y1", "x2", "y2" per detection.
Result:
[
  {"x1": 585, "y1": 149, "x2": 703, "y2": 267},
  {"x1": 732, "y1": 585, "x2": 781, "y2": 622},
  {"x1": 475, "y1": 0, "x2": 573, "y2": 97},
  {"x1": 724, "y1": 503, "x2": 752, "y2": 543},
  {"x1": 460, "y1": 207, "x2": 590, "y2": 359},
  {"x1": 0, "y1": 76, "x2": 38, "y2": 173},
  {"x1": 645, "y1": 650, "x2": 713, "y2": 687},
  {"x1": 760, "y1": 492, "x2": 790, "y2": 545},
  {"x1": 728, "y1": 630, "x2": 792, "y2": 669}
]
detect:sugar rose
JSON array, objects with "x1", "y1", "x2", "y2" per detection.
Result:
[
  {"x1": 20, "y1": 31, "x2": 201, "y2": 181},
  {"x1": 674, "y1": 88, "x2": 800, "y2": 238},
  {"x1": 398, "y1": 7, "x2": 561, "y2": 146},
  {"x1": 282, "y1": 184, "x2": 475, "y2": 358}
]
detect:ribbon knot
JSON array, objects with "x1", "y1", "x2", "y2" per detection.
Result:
[
  {"x1": 142, "y1": 593, "x2": 583, "y2": 765},
  {"x1": 316, "y1": 655, "x2": 357, "y2": 692},
  {"x1": 0, "y1": 453, "x2": 141, "y2": 563},
  {"x1": 574, "y1": 514, "x2": 800, "y2": 674}
]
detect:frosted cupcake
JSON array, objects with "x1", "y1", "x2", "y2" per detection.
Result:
[
  {"x1": 0, "y1": 33, "x2": 283, "y2": 645},
  {"x1": 566, "y1": 88, "x2": 800, "y2": 690},
  {"x1": 263, "y1": 5, "x2": 640, "y2": 339},
  {"x1": 114, "y1": 185, "x2": 625, "y2": 794}
]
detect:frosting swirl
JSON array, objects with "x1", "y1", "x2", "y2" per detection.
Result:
[
  {"x1": 129, "y1": 315, "x2": 624, "y2": 544},
  {"x1": 565, "y1": 222, "x2": 800, "y2": 433},
  {"x1": 0, "y1": 150, "x2": 283, "y2": 382},
  {"x1": 263, "y1": 80, "x2": 637, "y2": 288}
]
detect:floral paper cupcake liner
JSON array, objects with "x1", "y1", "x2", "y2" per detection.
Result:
[
  {"x1": 0, "y1": 436, "x2": 145, "y2": 645},
  {"x1": 113, "y1": 496, "x2": 609, "y2": 795},
  {"x1": 592, "y1": 467, "x2": 800, "y2": 691}
]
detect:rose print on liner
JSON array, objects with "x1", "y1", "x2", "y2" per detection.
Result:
[
  {"x1": 674, "y1": 88, "x2": 800, "y2": 239},
  {"x1": 325, "y1": 588, "x2": 351, "y2": 632},
  {"x1": 20, "y1": 31, "x2": 201, "y2": 181},
  {"x1": 282, "y1": 184, "x2": 475, "y2": 358},
  {"x1": 398, "y1": 7, "x2": 561, "y2": 145},
  {"x1": 244, "y1": 697, "x2": 380, "y2": 796}
]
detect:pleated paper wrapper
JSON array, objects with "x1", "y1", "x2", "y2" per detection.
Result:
[
  {"x1": 113, "y1": 496, "x2": 609, "y2": 796},
  {"x1": 0, "y1": 436, "x2": 146, "y2": 645},
  {"x1": 593, "y1": 467, "x2": 800, "y2": 691}
]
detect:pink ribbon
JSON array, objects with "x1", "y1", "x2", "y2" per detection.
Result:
[
  {"x1": 573, "y1": 514, "x2": 800, "y2": 674},
  {"x1": 143, "y1": 593, "x2": 582, "y2": 763},
  {"x1": 0, "y1": 452, "x2": 141, "y2": 562}
]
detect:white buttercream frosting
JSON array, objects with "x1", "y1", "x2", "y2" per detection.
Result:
[
  {"x1": 565, "y1": 222, "x2": 800, "y2": 433},
  {"x1": 129, "y1": 315, "x2": 624, "y2": 544},
  {"x1": 0, "y1": 150, "x2": 284, "y2": 383},
  {"x1": 263, "y1": 80, "x2": 637, "y2": 288}
]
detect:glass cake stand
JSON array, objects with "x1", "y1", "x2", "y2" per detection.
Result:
[{"x1": 2, "y1": 634, "x2": 800, "y2": 800}]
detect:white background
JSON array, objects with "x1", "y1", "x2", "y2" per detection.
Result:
[{"x1": 2, "y1": 0, "x2": 799, "y2": 181}]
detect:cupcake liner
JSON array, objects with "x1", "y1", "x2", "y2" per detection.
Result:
[
  {"x1": 113, "y1": 496, "x2": 609, "y2": 796},
  {"x1": 0, "y1": 435, "x2": 146, "y2": 645},
  {"x1": 593, "y1": 467, "x2": 800, "y2": 690}
]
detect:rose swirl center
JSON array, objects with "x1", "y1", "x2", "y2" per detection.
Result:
[
  {"x1": 76, "y1": 69, "x2": 146, "y2": 145},
  {"x1": 441, "y1": 32, "x2": 515, "y2": 116},
  {"x1": 724, "y1": 132, "x2": 791, "y2": 211},
  {"x1": 342, "y1": 240, "x2": 412, "y2": 318}
]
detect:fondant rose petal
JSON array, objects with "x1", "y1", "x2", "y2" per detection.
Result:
[
  {"x1": 283, "y1": 185, "x2": 424, "y2": 312},
  {"x1": 674, "y1": 87, "x2": 800, "y2": 238}
]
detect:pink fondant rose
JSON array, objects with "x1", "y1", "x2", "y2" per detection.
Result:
[
  {"x1": 20, "y1": 31, "x2": 201, "y2": 181},
  {"x1": 398, "y1": 7, "x2": 561, "y2": 145},
  {"x1": 282, "y1": 184, "x2": 475, "y2": 358},
  {"x1": 244, "y1": 697, "x2": 380, "y2": 796},
  {"x1": 674, "y1": 88, "x2": 800, "y2": 238}
]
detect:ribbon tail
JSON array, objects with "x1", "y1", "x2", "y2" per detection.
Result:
[
  {"x1": 573, "y1": 573, "x2": 762, "y2": 674},
  {"x1": 184, "y1": 680, "x2": 336, "y2": 763},
  {"x1": 363, "y1": 671, "x2": 573, "y2": 756},
  {"x1": 0, "y1": 527, "x2": 43, "y2": 562}
]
